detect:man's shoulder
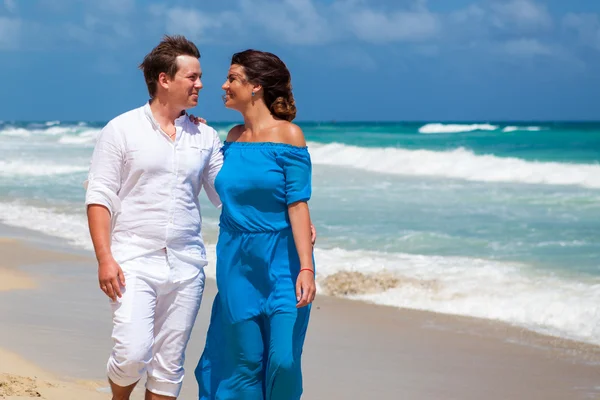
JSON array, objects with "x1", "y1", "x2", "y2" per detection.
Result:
[
  {"x1": 106, "y1": 105, "x2": 146, "y2": 128},
  {"x1": 184, "y1": 119, "x2": 219, "y2": 139}
]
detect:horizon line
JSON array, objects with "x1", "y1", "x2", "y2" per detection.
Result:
[{"x1": 2, "y1": 119, "x2": 600, "y2": 124}]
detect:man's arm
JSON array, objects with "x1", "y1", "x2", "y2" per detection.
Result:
[
  {"x1": 201, "y1": 128, "x2": 224, "y2": 208},
  {"x1": 87, "y1": 205, "x2": 125, "y2": 301},
  {"x1": 85, "y1": 122, "x2": 125, "y2": 301}
]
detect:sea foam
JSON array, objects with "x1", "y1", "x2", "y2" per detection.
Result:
[
  {"x1": 418, "y1": 123, "x2": 498, "y2": 134},
  {"x1": 0, "y1": 160, "x2": 88, "y2": 177},
  {"x1": 308, "y1": 142, "x2": 600, "y2": 189}
]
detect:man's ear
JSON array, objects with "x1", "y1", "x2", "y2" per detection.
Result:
[{"x1": 158, "y1": 72, "x2": 170, "y2": 90}]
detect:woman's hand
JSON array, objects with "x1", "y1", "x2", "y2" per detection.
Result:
[
  {"x1": 296, "y1": 269, "x2": 316, "y2": 308},
  {"x1": 188, "y1": 113, "x2": 207, "y2": 125}
]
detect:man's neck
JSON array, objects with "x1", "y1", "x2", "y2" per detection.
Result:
[{"x1": 149, "y1": 97, "x2": 185, "y2": 127}]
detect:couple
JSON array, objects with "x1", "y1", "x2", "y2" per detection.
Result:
[{"x1": 85, "y1": 35, "x2": 316, "y2": 400}]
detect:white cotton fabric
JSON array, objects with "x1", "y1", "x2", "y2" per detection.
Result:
[
  {"x1": 85, "y1": 102, "x2": 223, "y2": 281},
  {"x1": 107, "y1": 250, "x2": 205, "y2": 397}
]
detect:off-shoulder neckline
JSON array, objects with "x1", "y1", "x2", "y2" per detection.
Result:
[{"x1": 223, "y1": 141, "x2": 308, "y2": 150}]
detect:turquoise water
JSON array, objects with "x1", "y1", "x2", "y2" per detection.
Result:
[
  {"x1": 210, "y1": 121, "x2": 600, "y2": 162},
  {"x1": 0, "y1": 120, "x2": 599, "y2": 345}
]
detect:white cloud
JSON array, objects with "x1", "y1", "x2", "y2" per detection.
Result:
[
  {"x1": 166, "y1": 9, "x2": 222, "y2": 41},
  {"x1": 5, "y1": 0, "x2": 589, "y2": 70},
  {"x1": 163, "y1": 0, "x2": 333, "y2": 45},
  {"x1": 448, "y1": 1, "x2": 552, "y2": 39},
  {"x1": 442, "y1": 1, "x2": 563, "y2": 60},
  {"x1": 501, "y1": 38, "x2": 554, "y2": 57},
  {"x1": 164, "y1": 8, "x2": 241, "y2": 43},
  {"x1": 93, "y1": 0, "x2": 136, "y2": 15},
  {"x1": 160, "y1": 0, "x2": 439, "y2": 46},
  {"x1": 563, "y1": 13, "x2": 600, "y2": 51},
  {"x1": 4, "y1": 0, "x2": 16, "y2": 12},
  {"x1": 342, "y1": 8, "x2": 439, "y2": 43},
  {"x1": 240, "y1": 0, "x2": 334, "y2": 45},
  {"x1": 62, "y1": 13, "x2": 134, "y2": 48},
  {"x1": 450, "y1": 4, "x2": 486, "y2": 24},
  {"x1": 490, "y1": 0, "x2": 553, "y2": 30},
  {"x1": 0, "y1": 16, "x2": 20, "y2": 49}
]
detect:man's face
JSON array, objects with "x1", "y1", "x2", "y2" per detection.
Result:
[{"x1": 167, "y1": 55, "x2": 203, "y2": 110}]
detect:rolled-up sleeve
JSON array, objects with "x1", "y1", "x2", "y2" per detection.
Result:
[
  {"x1": 84, "y1": 122, "x2": 123, "y2": 217},
  {"x1": 202, "y1": 128, "x2": 224, "y2": 208}
]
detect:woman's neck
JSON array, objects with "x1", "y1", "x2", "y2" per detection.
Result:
[{"x1": 242, "y1": 104, "x2": 277, "y2": 137}]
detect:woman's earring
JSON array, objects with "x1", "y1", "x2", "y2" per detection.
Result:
[{"x1": 251, "y1": 91, "x2": 255, "y2": 97}]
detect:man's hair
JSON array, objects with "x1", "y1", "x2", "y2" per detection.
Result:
[{"x1": 139, "y1": 35, "x2": 200, "y2": 97}]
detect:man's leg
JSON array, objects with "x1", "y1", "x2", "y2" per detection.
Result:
[
  {"x1": 145, "y1": 270, "x2": 205, "y2": 398},
  {"x1": 144, "y1": 388, "x2": 175, "y2": 400},
  {"x1": 107, "y1": 263, "x2": 160, "y2": 399},
  {"x1": 109, "y1": 379, "x2": 137, "y2": 400}
]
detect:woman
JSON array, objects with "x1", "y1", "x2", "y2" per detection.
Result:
[{"x1": 195, "y1": 50, "x2": 317, "y2": 399}]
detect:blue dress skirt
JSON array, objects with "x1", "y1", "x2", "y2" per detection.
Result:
[{"x1": 195, "y1": 141, "x2": 314, "y2": 400}]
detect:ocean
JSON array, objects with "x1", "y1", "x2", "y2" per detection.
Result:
[{"x1": 0, "y1": 119, "x2": 599, "y2": 346}]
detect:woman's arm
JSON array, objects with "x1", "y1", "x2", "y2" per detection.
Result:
[
  {"x1": 280, "y1": 122, "x2": 316, "y2": 308},
  {"x1": 289, "y1": 201, "x2": 316, "y2": 308}
]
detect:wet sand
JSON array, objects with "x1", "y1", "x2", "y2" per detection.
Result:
[{"x1": 0, "y1": 226, "x2": 599, "y2": 399}]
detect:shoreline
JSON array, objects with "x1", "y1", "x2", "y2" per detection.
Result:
[
  {"x1": 1, "y1": 223, "x2": 600, "y2": 399},
  {"x1": 3, "y1": 198, "x2": 598, "y2": 350},
  {"x1": 1, "y1": 221, "x2": 599, "y2": 355}
]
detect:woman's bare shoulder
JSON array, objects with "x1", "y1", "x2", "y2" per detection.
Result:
[
  {"x1": 226, "y1": 124, "x2": 244, "y2": 142},
  {"x1": 275, "y1": 122, "x2": 306, "y2": 147}
]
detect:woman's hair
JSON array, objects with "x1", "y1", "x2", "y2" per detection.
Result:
[
  {"x1": 231, "y1": 50, "x2": 296, "y2": 121},
  {"x1": 139, "y1": 35, "x2": 200, "y2": 98}
]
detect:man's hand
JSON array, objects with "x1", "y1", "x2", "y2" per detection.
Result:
[
  {"x1": 188, "y1": 114, "x2": 206, "y2": 125},
  {"x1": 310, "y1": 224, "x2": 317, "y2": 247},
  {"x1": 98, "y1": 258, "x2": 126, "y2": 301}
]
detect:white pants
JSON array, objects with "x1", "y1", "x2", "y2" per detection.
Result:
[{"x1": 107, "y1": 250, "x2": 205, "y2": 398}]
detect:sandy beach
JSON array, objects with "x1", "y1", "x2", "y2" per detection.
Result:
[
  {"x1": 0, "y1": 347, "x2": 109, "y2": 399},
  {"x1": 1, "y1": 225, "x2": 599, "y2": 400}
]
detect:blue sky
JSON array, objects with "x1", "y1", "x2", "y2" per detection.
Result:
[{"x1": 1, "y1": 0, "x2": 600, "y2": 121}]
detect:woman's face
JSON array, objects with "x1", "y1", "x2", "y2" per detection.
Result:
[{"x1": 222, "y1": 64, "x2": 253, "y2": 110}]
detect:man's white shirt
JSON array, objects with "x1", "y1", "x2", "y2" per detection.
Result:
[{"x1": 85, "y1": 102, "x2": 223, "y2": 281}]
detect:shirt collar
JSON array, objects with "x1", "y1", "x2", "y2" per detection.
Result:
[{"x1": 143, "y1": 101, "x2": 187, "y2": 130}]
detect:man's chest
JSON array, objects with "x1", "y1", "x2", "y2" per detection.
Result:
[{"x1": 123, "y1": 130, "x2": 212, "y2": 178}]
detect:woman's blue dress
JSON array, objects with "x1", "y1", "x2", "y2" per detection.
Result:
[{"x1": 195, "y1": 141, "x2": 313, "y2": 400}]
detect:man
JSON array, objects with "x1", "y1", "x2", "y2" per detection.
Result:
[{"x1": 85, "y1": 35, "x2": 222, "y2": 400}]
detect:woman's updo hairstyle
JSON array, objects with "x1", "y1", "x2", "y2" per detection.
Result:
[{"x1": 231, "y1": 49, "x2": 296, "y2": 121}]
